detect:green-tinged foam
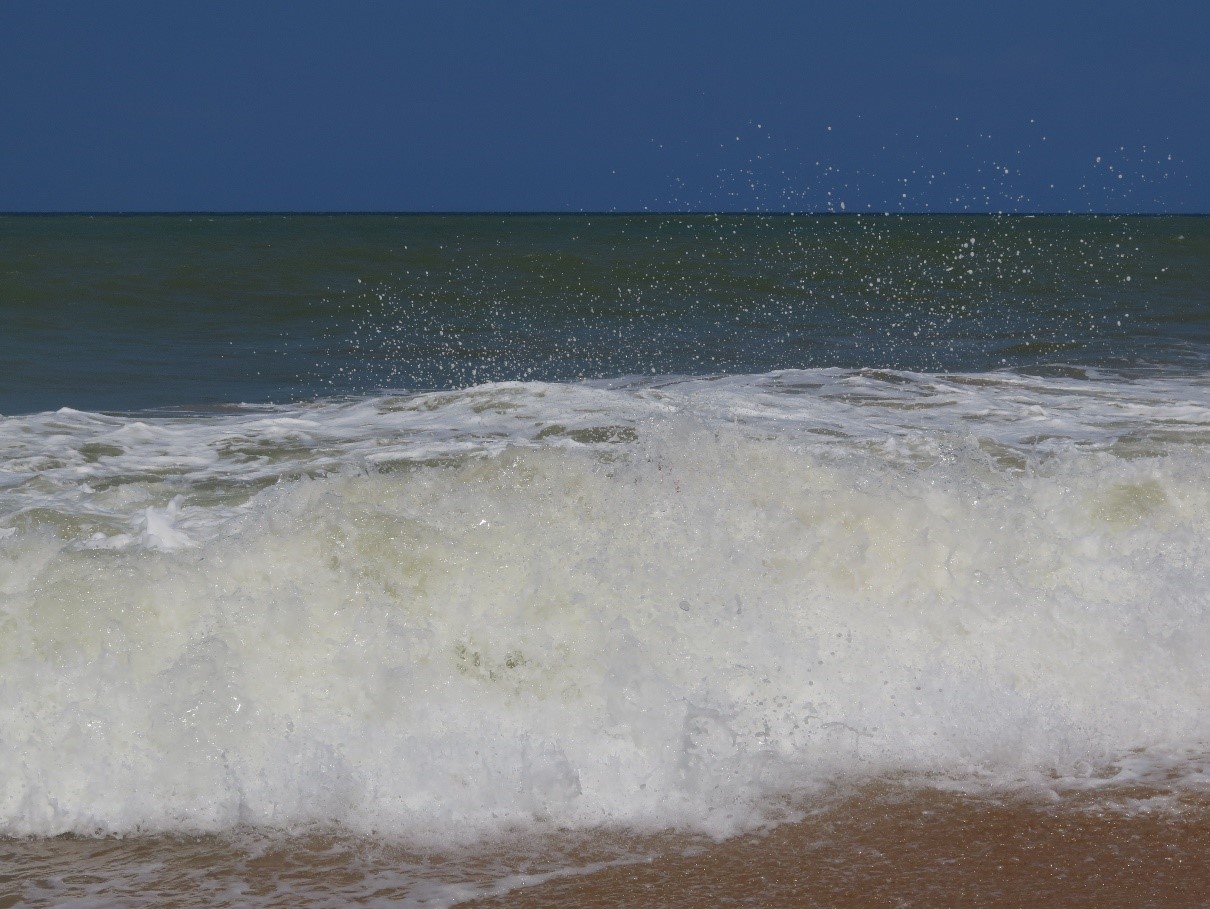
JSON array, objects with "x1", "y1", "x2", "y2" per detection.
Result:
[{"x1": 2, "y1": 383, "x2": 1209, "y2": 840}]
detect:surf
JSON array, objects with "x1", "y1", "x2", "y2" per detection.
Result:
[{"x1": 3, "y1": 369, "x2": 1209, "y2": 844}]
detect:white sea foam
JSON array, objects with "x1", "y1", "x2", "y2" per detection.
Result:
[{"x1": 2, "y1": 369, "x2": 1209, "y2": 841}]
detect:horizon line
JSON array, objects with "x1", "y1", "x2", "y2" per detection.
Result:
[{"x1": 1, "y1": 210, "x2": 1206, "y2": 217}]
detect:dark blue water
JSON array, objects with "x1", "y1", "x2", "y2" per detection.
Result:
[{"x1": 1, "y1": 214, "x2": 1207, "y2": 415}]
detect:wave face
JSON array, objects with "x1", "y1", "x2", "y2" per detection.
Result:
[{"x1": 3, "y1": 369, "x2": 1209, "y2": 841}]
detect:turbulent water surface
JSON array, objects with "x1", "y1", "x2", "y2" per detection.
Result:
[{"x1": 2, "y1": 214, "x2": 1209, "y2": 906}]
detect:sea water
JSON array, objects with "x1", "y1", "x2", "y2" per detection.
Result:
[{"x1": 2, "y1": 214, "x2": 1209, "y2": 905}]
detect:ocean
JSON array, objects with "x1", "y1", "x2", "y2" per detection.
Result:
[{"x1": 2, "y1": 214, "x2": 1209, "y2": 906}]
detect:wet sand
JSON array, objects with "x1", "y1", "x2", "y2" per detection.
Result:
[
  {"x1": 471, "y1": 786, "x2": 1210, "y2": 908},
  {"x1": 5, "y1": 785, "x2": 1210, "y2": 907}
]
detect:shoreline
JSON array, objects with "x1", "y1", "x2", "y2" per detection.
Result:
[{"x1": 6, "y1": 783, "x2": 1210, "y2": 907}]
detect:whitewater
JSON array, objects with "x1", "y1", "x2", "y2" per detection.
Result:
[{"x1": 4, "y1": 366, "x2": 1209, "y2": 846}]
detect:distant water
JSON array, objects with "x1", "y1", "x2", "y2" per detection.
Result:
[
  {"x1": 2, "y1": 214, "x2": 1210, "y2": 906},
  {"x1": 2, "y1": 214, "x2": 1208, "y2": 414}
]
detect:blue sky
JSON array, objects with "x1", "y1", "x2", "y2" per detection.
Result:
[{"x1": 1, "y1": 1, "x2": 1206, "y2": 212}]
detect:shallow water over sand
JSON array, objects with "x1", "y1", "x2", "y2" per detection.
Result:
[{"x1": 8, "y1": 784, "x2": 1210, "y2": 907}]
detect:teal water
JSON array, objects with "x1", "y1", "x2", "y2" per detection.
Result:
[{"x1": 2, "y1": 214, "x2": 1207, "y2": 414}]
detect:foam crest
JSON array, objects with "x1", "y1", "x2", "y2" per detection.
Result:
[
  {"x1": 3, "y1": 376, "x2": 1210, "y2": 840},
  {"x1": 2, "y1": 368, "x2": 1209, "y2": 550}
]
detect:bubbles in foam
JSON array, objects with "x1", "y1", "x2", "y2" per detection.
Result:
[{"x1": 2, "y1": 369, "x2": 1209, "y2": 840}]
